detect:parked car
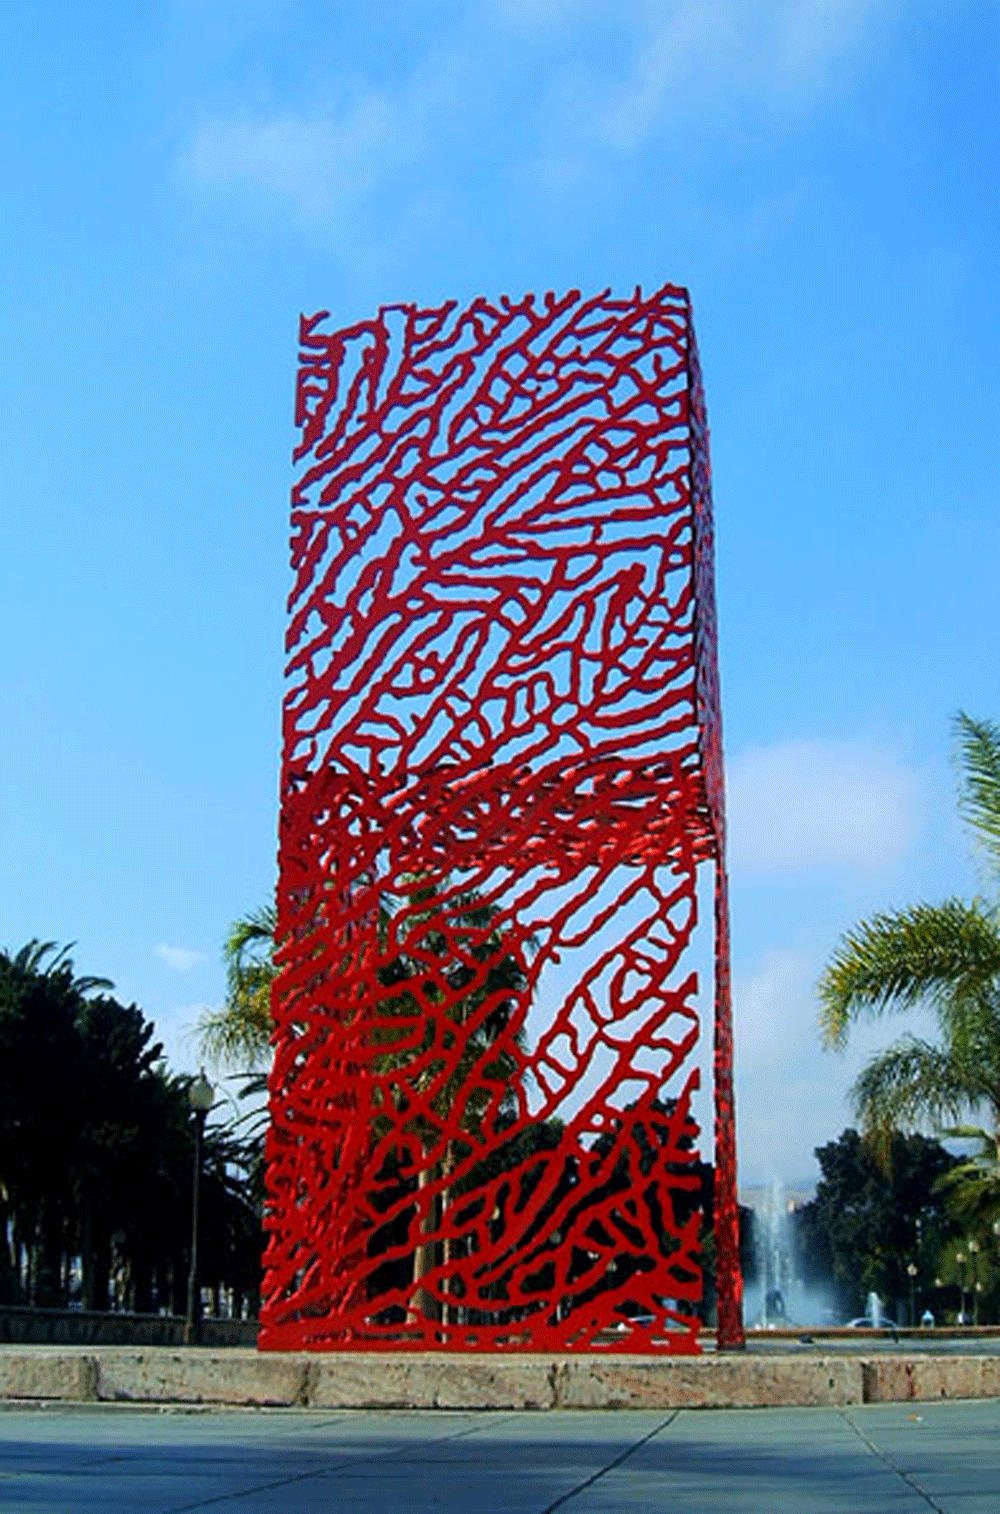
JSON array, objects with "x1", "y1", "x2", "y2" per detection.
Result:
[
  {"x1": 613, "y1": 1314, "x2": 655, "y2": 1331},
  {"x1": 846, "y1": 1316, "x2": 899, "y2": 1329}
]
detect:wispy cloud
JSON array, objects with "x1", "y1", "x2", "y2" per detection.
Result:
[
  {"x1": 573, "y1": 0, "x2": 893, "y2": 150},
  {"x1": 180, "y1": 88, "x2": 408, "y2": 224},
  {"x1": 737, "y1": 948, "x2": 815, "y2": 1047},
  {"x1": 733, "y1": 947, "x2": 837, "y2": 1182},
  {"x1": 495, "y1": 0, "x2": 895, "y2": 160},
  {"x1": 733, "y1": 943, "x2": 943, "y2": 1184},
  {"x1": 155, "y1": 943, "x2": 207, "y2": 973},
  {"x1": 727, "y1": 737, "x2": 923, "y2": 875},
  {"x1": 176, "y1": 0, "x2": 897, "y2": 232}
]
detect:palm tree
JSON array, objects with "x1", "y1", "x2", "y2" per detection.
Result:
[
  {"x1": 5, "y1": 939, "x2": 113, "y2": 996},
  {"x1": 202, "y1": 882, "x2": 531, "y2": 1323},
  {"x1": 818, "y1": 713, "x2": 1000, "y2": 1167},
  {"x1": 199, "y1": 886, "x2": 527, "y2": 1082},
  {"x1": 197, "y1": 904, "x2": 277, "y2": 1072},
  {"x1": 0, "y1": 941, "x2": 117, "y2": 1303},
  {"x1": 367, "y1": 877, "x2": 531, "y2": 1322}
]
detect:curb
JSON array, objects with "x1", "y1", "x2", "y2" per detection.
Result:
[{"x1": 1, "y1": 1349, "x2": 998, "y2": 1410}]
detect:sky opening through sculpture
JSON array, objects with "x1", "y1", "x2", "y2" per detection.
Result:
[{"x1": 261, "y1": 283, "x2": 743, "y2": 1353}]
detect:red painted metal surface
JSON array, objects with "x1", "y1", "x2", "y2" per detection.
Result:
[{"x1": 261, "y1": 284, "x2": 743, "y2": 1352}]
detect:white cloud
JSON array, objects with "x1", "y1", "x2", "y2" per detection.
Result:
[
  {"x1": 598, "y1": 0, "x2": 892, "y2": 149},
  {"x1": 180, "y1": 87, "x2": 415, "y2": 225},
  {"x1": 155, "y1": 943, "x2": 207, "y2": 973},
  {"x1": 733, "y1": 947, "x2": 836, "y2": 1183},
  {"x1": 726, "y1": 737, "x2": 923, "y2": 875},
  {"x1": 508, "y1": 0, "x2": 895, "y2": 160},
  {"x1": 736, "y1": 947, "x2": 816, "y2": 1058},
  {"x1": 732, "y1": 945, "x2": 943, "y2": 1186},
  {"x1": 176, "y1": 0, "x2": 897, "y2": 230}
]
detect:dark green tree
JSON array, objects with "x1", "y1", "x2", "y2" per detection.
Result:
[
  {"x1": 0, "y1": 941, "x2": 262, "y2": 1315},
  {"x1": 797, "y1": 1128, "x2": 959, "y2": 1320},
  {"x1": 71, "y1": 991, "x2": 169, "y2": 1309},
  {"x1": 0, "y1": 942, "x2": 114, "y2": 1303}
]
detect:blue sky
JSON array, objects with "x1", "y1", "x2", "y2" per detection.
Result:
[{"x1": 2, "y1": 0, "x2": 997, "y2": 1186}]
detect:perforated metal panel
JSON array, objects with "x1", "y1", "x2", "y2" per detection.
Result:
[{"x1": 261, "y1": 285, "x2": 743, "y2": 1352}]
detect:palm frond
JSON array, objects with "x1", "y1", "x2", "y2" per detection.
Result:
[
  {"x1": 934, "y1": 1147, "x2": 1000, "y2": 1230},
  {"x1": 3, "y1": 939, "x2": 114, "y2": 995},
  {"x1": 818, "y1": 900, "x2": 1000, "y2": 1049},
  {"x1": 939, "y1": 1123, "x2": 998, "y2": 1147},
  {"x1": 193, "y1": 903, "x2": 279, "y2": 1073},
  {"x1": 223, "y1": 904, "x2": 277, "y2": 1001},
  {"x1": 850, "y1": 1035, "x2": 981, "y2": 1148},
  {"x1": 9, "y1": 939, "x2": 63, "y2": 974},
  {"x1": 934, "y1": 983, "x2": 1000, "y2": 1113},
  {"x1": 955, "y1": 711, "x2": 1000, "y2": 876},
  {"x1": 195, "y1": 999, "x2": 273, "y2": 1072}
]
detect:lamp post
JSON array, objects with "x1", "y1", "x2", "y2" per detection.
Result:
[
  {"x1": 184, "y1": 1071, "x2": 214, "y2": 1346},
  {"x1": 968, "y1": 1239, "x2": 981, "y2": 1326},
  {"x1": 906, "y1": 1262, "x2": 918, "y2": 1327}
]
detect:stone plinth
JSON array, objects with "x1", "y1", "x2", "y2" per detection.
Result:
[{"x1": 0, "y1": 1348, "x2": 998, "y2": 1409}]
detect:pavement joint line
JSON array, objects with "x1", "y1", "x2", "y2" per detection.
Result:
[
  {"x1": 840, "y1": 1409, "x2": 946, "y2": 1512},
  {"x1": 165, "y1": 1410, "x2": 524, "y2": 1514},
  {"x1": 537, "y1": 1410, "x2": 679, "y2": 1513},
  {"x1": 168, "y1": 1462, "x2": 366, "y2": 1514},
  {"x1": 0, "y1": 1409, "x2": 523, "y2": 1514}
]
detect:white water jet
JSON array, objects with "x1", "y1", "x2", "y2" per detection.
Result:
[
  {"x1": 742, "y1": 1179, "x2": 836, "y2": 1328},
  {"x1": 757, "y1": 1179, "x2": 794, "y2": 1326}
]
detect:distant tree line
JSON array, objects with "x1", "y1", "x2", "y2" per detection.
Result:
[
  {"x1": 795, "y1": 1128, "x2": 962, "y2": 1322},
  {"x1": 736, "y1": 1126, "x2": 1000, "y2": 1327},
  {"x1": 0, "y1": 942, "x2": 261, "y2": 1316}
]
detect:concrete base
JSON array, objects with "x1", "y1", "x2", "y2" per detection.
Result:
[{"x1": 1, "y1": 1347, "x2": 999, "y2": 1409}]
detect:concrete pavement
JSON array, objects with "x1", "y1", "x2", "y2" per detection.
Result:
[{"x1": 1, "y1": 1400, "x2": 999, "y2": 1511}]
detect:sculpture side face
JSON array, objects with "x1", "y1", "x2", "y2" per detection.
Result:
[{"x1": 262, "y1": 285, "x2": 736, "y2": 1353}]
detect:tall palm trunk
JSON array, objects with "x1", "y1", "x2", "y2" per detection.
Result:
[
  {"x1": 441, "y1": 1140, "x2": 461, "y2": 1328},
  {"x1": 0, "y1": 1196, "x2": 19, "y2": 1304},
  {"x1": 409, "y1": 1160, "x2": 439, "y2": 1324}
]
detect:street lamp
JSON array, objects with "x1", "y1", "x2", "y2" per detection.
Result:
[
  {"x1": 906, "y1": 1262, "x2": 918, "y2": 1326},
  {"x1": 968, "y1": 1239, "x2": 981, "y2": 1326},
  {"x1": 184, "y1": 1071, "x2": 214, "y2": 1346}
]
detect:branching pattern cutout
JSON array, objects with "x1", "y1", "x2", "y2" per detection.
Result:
[{"x1": 261, "y1": 284, "x2": 742, "y2": 1353}]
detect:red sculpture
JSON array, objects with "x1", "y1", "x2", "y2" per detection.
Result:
[{"x1": 261, "y1": 284, "x2": 743, "y2": 1353}]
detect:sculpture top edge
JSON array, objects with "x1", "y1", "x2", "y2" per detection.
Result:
[{"x1": 298, "y1": 280, "x2": 694, "y2": 340}]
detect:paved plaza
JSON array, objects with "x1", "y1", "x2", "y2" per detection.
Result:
[{"x1": 1, "y1": 1400, "x2": 999, "y2": 1512}]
